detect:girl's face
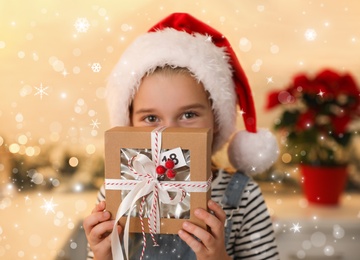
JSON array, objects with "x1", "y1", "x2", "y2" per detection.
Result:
[{"x1": 131, "y1": 71, "x2": 215, "y2": 131}]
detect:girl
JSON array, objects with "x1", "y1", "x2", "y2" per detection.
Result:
[{"x1": 83, "y1": 13, "x2": 279, "y2": 260}]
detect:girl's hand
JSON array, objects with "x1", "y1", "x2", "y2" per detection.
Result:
[
  {"x1": 178, "y1": 199, "x2": 232, "y2": 260},
  {"x1": 83, "y1": 201, "x2": 122, "y2": 260}
]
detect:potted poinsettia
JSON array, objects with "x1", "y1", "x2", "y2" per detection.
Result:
[{"x1": 266, "y1": 69, "x2": 360, "y2": 205}]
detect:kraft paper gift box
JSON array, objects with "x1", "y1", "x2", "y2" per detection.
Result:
[{"x1": 105, "y1": 126, "x2": 212, "y2": 234}]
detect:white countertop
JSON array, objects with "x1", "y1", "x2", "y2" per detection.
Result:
[
  {"x1": 265, "y1": 192, "x2": 360, "y2": 224},
  {"x1": 264, "y1": 192, "x2": 360, "y2": 260},
  {"x1": 1, "y1": 189, "x2": 359, "y2": 259}
]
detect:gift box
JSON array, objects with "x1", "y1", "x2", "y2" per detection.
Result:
[{"x1": 105, "y1": 126, "x2": 212, "y2": 234}]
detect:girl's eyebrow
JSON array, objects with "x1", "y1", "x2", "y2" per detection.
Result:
[
  {"x1": 134, "y1": 103, "x2": 208, "y2": 114},
  {"x1": 133, "y1": 108, "x2": 157, "y2": 115},
  {"x1": 178, "y1": 103, "x2": 208, "y2": 110}
]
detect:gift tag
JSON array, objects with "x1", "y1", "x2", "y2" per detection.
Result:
[{"x1": 160, "y1": 147, "x2": 187, "y2": 169}]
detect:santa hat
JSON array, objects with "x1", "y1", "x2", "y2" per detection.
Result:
[{"x1": 107, "y1": 13, "x2": 278, "y2": 174}]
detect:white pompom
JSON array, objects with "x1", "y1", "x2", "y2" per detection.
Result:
[{"x1": 227, "y1": 128, "x2": 279, "y2": 175}]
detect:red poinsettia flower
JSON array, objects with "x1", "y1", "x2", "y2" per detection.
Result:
[
  {"x1": 266, "y1": 68, "x2": 360, "y2": 166},
  {"x1": 317, "y1": 70, "x2": 360, "y2": 100},
  {"x1": 295, "y1": 110, "x2": 316, "y2": 131},
  {"x1": 330, "y1": 115, "x2": 351, "y2": 135},
  {"x1": 265, "y1": 90, "x2": 297, "y2": 110},
  {"x1": 292, "y1": 74, "x2": 314, "y2": 94},
  {"x1": 265, "y1": 90, "x2": 282, "y2": 109},
  {"x1": 339, "y1": 74, "x2": 360, "y2": 96}
]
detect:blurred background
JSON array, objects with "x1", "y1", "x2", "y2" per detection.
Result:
[{"x1": 1, "y1": 1, "x2": 360, "y2": 259}]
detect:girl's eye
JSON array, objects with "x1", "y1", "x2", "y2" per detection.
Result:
[
  {"x1": 144, "y1": 115, "x2": 158, "y2": 123},
  {"x1": 182, "y1": 111, "x2": 197, "y2": 119}
]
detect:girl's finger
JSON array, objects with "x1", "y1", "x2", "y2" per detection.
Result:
[
  {"x1": 88, "y1": 220, "x2": 116, "y2": 244},
  {"x1": 178, "y1": 229, "x2": 205, "y2": 253},
  {"x1": 83, "y1": 210, "x2": 111, "y2": 236},
  {"x1": 208, "y1": 200, "x2": 227, "y2": 225},
  {"x1": 91, "y1": 200, "x2": 106, "y2": 214},
  {"x1": 181, "y1": 220, "x2": 216, "y2": 249},
  {"x1": 193, "y1": 208, "x2": 223, "y2": 239}
]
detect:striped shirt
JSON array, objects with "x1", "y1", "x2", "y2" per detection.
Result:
[{"x1": 87, "y1": 169, "x2": 279, "y2": 259}]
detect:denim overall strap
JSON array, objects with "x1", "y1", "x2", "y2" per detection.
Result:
[
  {"x1": 128, "y1": 233, "x2": 196, "y2": 259},
  {"x1": 221, "y1": 171, "x2": 250, "y2": 245}
]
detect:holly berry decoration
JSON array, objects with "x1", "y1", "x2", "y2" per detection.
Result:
[
  {"x1": 166, "y1": 169, "x2": 176, "y2": 179},
  {"x1": 156, "y1": 159, "x2": 177, "y2": 179},
  {"x1": 156, "y1": 165, "x2": 166, "y2": 175},
  {"x1": 165, "y1": 159, "x2": 175, "y2": 169}
]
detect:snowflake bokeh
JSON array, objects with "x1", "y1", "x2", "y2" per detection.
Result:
[
  {"x1": 91, "y1": 62, "x2": 102, "y2": 72},
  {"x1": 0, "y1": 1, "x2": 359, "y2": 259},
  {"x1": 290, "y1": 222, "x2": 302, "y2": 233},
  {"x1": 34, "y1": 84, "x2": 49, "y2": 99},
  {"x1": 90, "y1": 119, "x2": 100, "y2": 129},
  {"x1": 40, "y1": 197, "x2": 58, "y2": 214},
  {"x1": 74, "y1": 17, "x2": 90, "y2": 33}
]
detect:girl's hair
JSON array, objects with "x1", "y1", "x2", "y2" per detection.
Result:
[
  {"x1": 129, "y1": 65, "x2": 212, "y2": 122},
  {"x1": 146, "y1": 65, "x2": 196, "y2": 79}
]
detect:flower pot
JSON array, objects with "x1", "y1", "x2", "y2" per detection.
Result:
[{"x1": 300, "y1": 164, "x2": 348, "y2": 205}]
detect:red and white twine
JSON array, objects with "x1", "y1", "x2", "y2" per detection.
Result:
[{"x1": 108, "y1": 127, "x2": 211, "y2": 260}]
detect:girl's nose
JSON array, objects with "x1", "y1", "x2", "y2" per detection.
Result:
[{"x1": 162, "y1": 120, "x2": 179, "y2": 128}]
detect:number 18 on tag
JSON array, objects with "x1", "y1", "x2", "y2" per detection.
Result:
[{"x1": 160, "y1": 147, "x2": 187, "y2": 169}]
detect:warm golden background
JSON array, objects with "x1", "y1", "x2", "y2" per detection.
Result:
[
  {"x1": 1, "y1": 0, "x2": 360, "y2": 151},
  {"x1": 1, "y1": 1, "x2": 360, "y2": 259}
]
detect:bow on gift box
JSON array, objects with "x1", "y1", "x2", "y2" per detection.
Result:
[{"x1": 106, "y1": 126, "x2": 212, "y2": 260}]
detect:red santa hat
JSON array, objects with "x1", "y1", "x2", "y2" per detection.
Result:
[{"x1": 107, "y1": 13, "x2": 278, "y2": 174}]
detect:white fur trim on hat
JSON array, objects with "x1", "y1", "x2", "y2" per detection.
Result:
[{"x1": 107, "y1": 28, "x2": 237, "y2": 152}]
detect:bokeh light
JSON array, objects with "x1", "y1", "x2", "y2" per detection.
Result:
[
  {"x1": 0, "y1": 2, "x2": 359, "y2": 259},
  {"x1": 69, "y1": 157, "x2": 79, "y2": 167}
]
